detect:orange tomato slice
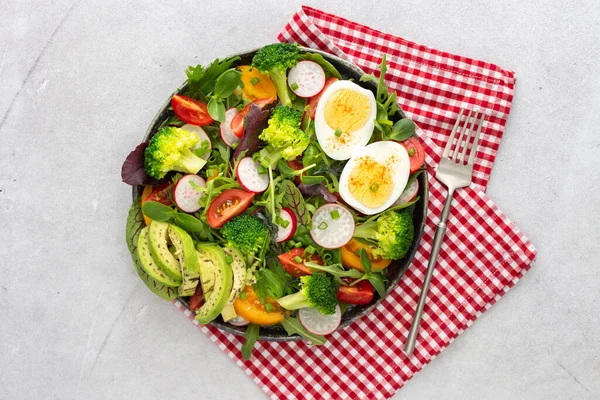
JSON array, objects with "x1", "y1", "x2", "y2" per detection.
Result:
[
  {"x1": 341, "y1": 239, "x2": 392, "y2": 272},
  {"x1": 233, "y1": 286, "x2": 285, "y2": 326},
  {"x1": 238, "y1": 65, "x2": 277, "y2": 102}
]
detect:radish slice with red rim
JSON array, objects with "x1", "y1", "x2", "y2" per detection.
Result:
[
  {"x1": 287, "y1": 61, "x2": 326, "y2": 98},
  {"x1": 393, "y1": 178, "x2": 419, "y2": 207},
  {"x1": 174, "y1": 174, "x2": 205, "y2": 213},
  {"x1": 182, "y1": 124, "x2": 212, "y2": 160},
  {"x1": 227, "y1": 315, "x2": 250, "y2": 326},
  {"x1": 220, "y1": 108, "x2": 240, "y2": 148},
  {"x1": 276, "y1": 208, "x2": 297, "y2": 243},
  {"x1": 236, "y1": 157, "x2": 269, "y2": 193},
  {"x1": 299, "y1": 305, "x2": 341, "y2": 335},
  {"x1": 310, "y1": 204, "x2": 354, "y2": 249}
]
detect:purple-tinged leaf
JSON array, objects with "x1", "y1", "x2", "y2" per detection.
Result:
[
  {"x1": 233, "y1": 103, "x2": 270, "y2": 159},
  {"x1": 298, "y1": 182, "x2": 337, "y2": 203},
  {"x1": 121, "y1": 142, "x2": 155, "y2": 186}
]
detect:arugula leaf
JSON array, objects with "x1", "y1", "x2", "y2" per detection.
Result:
[
  {"x1": 304, "y1": 261, "x2": 362, "y2": 280},
  {"x1": 360, "y1": 248, "x2": 372, "y2": 274},
  {"x1": 185, "y1": 56, "x2": 240, "y2": 101},
  {"x1": 368, "y1": 273, "x2": 386, "y2": 298},
  {"x1": 280, "y1": 317, "x2": 327, "y2": 345},
  {"x1": 299, "y1": 53, "x2": 342, "y2": 79},
  {"x1": 242, "y1": 323, "x2": 260, "y2": 360},
  {"x1": 281, "y1": 180, "x2": 310, "y2": 226}
]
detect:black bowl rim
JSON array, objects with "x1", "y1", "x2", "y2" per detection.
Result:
[{"x1": 132, "y1": 46, "x2": 429, "y2": 341}]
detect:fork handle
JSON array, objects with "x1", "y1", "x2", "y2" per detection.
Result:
[{"x1": 404, "y1": 189, "x2": 454, "y2": 354}]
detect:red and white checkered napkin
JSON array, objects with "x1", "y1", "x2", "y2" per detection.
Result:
[{"x1": 175, "y1": 6, "x2": 537, "y2": 399}]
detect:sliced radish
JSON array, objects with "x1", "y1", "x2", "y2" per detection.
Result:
[
  {"x1": 182, "y1": 124, "x2": 212, "y2": 160},
  {"x1": 276, "y1": 208, "x2": 297, "y2": 243},
  {"x1": 174, "y1": 174, "x2": 205, "y2": 213},
  {"x1": 220, "y1": 108, "x2": 240, "y2": 148},
  {"x1": 299, "y1": 305, "x2": 341, "y2": 336},
  {"x1": 393, "y1": 178, "x2": 419, "y2": 207},
  {"x1": 236, "y1": 157, "x2": 269, "y2": 193},
  {"x1": 227, "y1": 315, "x2": 250, "y2": 327},
  {"x1": 287, "y1": 61, "x2": 326, "y2": 98},
  {"x1": 310, "y1": 204, "x2": 354, "y2": 249}
]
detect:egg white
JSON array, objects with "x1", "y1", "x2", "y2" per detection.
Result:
[
  {"x1": 314, "y1": 80, "x2": 377, "y2": 160},
  {"x1": 339, "y1": 141, "x2": 410, "y2": 215}
]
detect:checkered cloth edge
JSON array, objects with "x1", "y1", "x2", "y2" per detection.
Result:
[{"x1": 173, "y1": 6, "x2": 537, "y2": 399}]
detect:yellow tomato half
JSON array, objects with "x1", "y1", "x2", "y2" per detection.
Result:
[
  {"x1": 233, "y1": 286, "x2": 285, "y2": 326},
  {"x1": 238, "y1": 65, "x2": 277, "y2": 102},
  {"x1": 341, "y1": 239, "x2": 392, "y2": 272}
]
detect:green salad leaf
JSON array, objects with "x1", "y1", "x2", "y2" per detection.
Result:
[
  {"x1": 242, "y1": 323, "x2": 260, "y2": 360},
  {"x1": 280, "y1": 317, "x2": 327, "y2": 345},
  {"x1": 280, "y1": 180, "x2": 310, "y2": 226},
  {"x1": 185, "y1": 56, "x2": 241, "y2": 101}
]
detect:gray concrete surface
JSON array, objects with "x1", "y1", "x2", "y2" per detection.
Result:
[{"x1": 1, "y1": 1, "x2": 599, "y2": 399}]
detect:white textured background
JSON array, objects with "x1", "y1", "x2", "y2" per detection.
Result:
[{"x1": 1, "y1": 1, "x2": 599, "y2": 399}]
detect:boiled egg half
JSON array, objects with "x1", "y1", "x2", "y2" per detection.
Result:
[
  {"x1": 339, "y1": 141, "x2": 410, "y2": 215},
  {"x1": 314, "y1": 80, "x2": 377, "y2": 160}
]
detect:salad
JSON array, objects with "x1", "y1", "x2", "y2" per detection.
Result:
[{"x1": 122, "y1": 43, "x2": 426, "y2": 359}]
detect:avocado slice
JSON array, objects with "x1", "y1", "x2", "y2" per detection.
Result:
[
  {"x1": 221, "y1": 246, "x2": 247, "y2": 322},
  {"x1": 195, "y1": 243, "x2": 233, "y2": 324},
  {"x1": 137, "y1": 227, "x2": 181, "y2": 287},
  {"x1": 148, "y1": 221, "x2": 182, "y2": 281},
  {"x1": 167, "y1": 225, "x2": 200, "y2": 297}
]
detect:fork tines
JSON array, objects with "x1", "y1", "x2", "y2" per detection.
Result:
[{"x1": 443, "y1": 108, "x2": 486, "y2": 166}]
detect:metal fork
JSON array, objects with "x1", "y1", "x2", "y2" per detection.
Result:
[{"x1": 403, "y1": 108, "x2": 486, "y2": 355}]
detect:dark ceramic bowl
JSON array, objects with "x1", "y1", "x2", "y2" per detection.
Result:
[{"x1": 133, "y1": 46, "x2": 428, "y2": 341}]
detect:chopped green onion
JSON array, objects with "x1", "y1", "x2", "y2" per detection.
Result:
[
  {"x1": 265, "y1": 303, "x2": 273, "y2": 312},
  {"x1": 225, "y1": 255, "x2": 233, "y2": 264},
  {"x1": 369, "y1": 182, "x2": 380, "y2": 192},
  {"x1": 257, "y1": 165, "x2": 268, "y2": 175},
  {"x1": 240, "y1": 291, "x2": 247, "y2": 301},
  {"x1": 330, "y1": 210, "x2": 340, "y2": 220},
  {"x1": 293, "y1": 256, "x2": 303, "y2": 263},
  {"x1": 231, "y1": 142, "x2": 239, "y2": 150},
  {"x1": 250, "y1": 77, "x2": 261, "y2": 86},
  {"x1": 318, "y1": 221, "x2": 328, "y2": 230},
  {"x1": 408, "y1": 147, "x2": 416, "y2": 156},
  {"x1": 305, "y1": 245, "x2": 316, "y2": 255},
  {"x1": 275, "y1": 215, "x2": 290, "y2": 229},
  {"x1": 334, "y1": 129, "x2": 342, "y2": 137},
  {"x1": 294, "y1": 242, "x2": 303, "y2": 248},
  {"x1": 291, "y1": 82, "x2": 299, "y2": 90}
]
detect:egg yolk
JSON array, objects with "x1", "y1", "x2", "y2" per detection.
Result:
[
  {"x1": 347, "y1": 157, "x2": 393, "y2": 208},
  {"x1": 324, "y1": 89, "x2": 371, "y2": 134}
]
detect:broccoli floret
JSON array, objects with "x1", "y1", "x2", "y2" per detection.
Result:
[
  {"x1": 258, "y1": 106, "x2": 310, "y2": 168},
  {"x1": 144, "y1": 127, "x2": 206, "y2": 179},
  {"x1": 353, "y1": 210, "x2": 414, "y2": 260},
  {"x1": 220, "y1": 214, "x2": 269, "y2": 255},
  {"x1": 276, "y1": 272, "x2": 338, "y2": 315},
  {"x1": 251, "y1": 43, "x2": 300, "y2": 107}
]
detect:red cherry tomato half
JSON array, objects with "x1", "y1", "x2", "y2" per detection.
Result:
[
  {"x1": 188, "y1": 283, "x2": 205, "y2": 311},
  {"x1": 278, "y1": 248, "x2": 323, "y2": 277},
  {"x1": 308, "y1": 77, "x2": 338, "y2": 119},
  {"x1": 230, "y1": 97, "x2": 275, "y2": 138},
  {"x1": 144, "y1": 183, "x2": 173, "y2": 206},
  {"x1": 206, "y1": 189, "x2": 255, "y2": 229},
  {"x1": 171, "y1": 94, "x2": 214, "y2": 126},
  {"x1": 336, "y1": 279, "x2": 375, "y2": 305},
  {"x1": 400, "y1": 136, "x2": 426, "y2": 173}
]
